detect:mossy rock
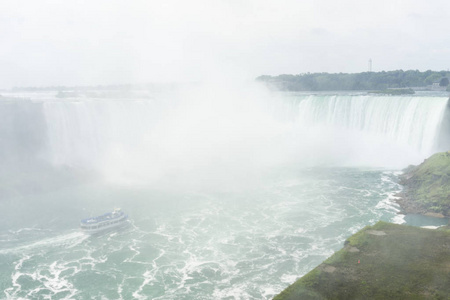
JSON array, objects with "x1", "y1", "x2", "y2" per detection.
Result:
[
  {"x1": 274, "y1": 221, "x2": 450, "y2": 300},
  {"x1": 399, "y1": 151, "x2": 450, "y2": 216}
]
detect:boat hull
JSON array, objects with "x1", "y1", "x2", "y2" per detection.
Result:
[{"x1": 80, "y1": 209, "x2": 129, "y2": 234}]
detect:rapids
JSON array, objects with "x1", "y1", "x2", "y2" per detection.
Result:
[{"x1": 0, "y1": 87, "x2": 449, "y2": 299}]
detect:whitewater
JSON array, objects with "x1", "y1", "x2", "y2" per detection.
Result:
[{"x1": 0, "y1": 86, "x2": 449, "y2": 299}]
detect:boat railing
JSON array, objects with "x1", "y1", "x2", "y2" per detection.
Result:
[{"x1": 81, "y1": 211, "x2": 126, "y2": 224}]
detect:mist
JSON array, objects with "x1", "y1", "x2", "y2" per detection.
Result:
[
  {"x1": 2, "y1": 0, "x2": 450, "y2": 88},
  {"x1": 2, "y1": 67, "x2": 449, "y2": 300},
  {"x1": 2, "y1": 1, "x2": 450, "y2": 299},
  {"x1": 2, "y1": 82, "x2": 443, "y2": 195}
]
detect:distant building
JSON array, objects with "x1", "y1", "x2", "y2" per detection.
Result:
[{"x1": 431, "y1": 81, "x2": 446, "y2": 91}]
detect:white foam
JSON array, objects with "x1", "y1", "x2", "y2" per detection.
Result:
[
  {"x1": 421, "y1": 225, "x2": 440, "y2": 229},
  {"x1": 132, "y1": 270, "x2": 155, "y2": 300},
  {"x1": 392, "y1": 214, "x2": 406, "y2": 224},
  {"x1": 280, "y1": 274, "x2": 298, "y2": 284},
  {"x1": 0, "y1": 231, "x2": 87, "y2": 255}
]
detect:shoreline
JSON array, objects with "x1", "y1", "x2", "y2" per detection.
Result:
[
  {"x1": 395, "y1": 151, "x2": 450, "y2": 219},
  {"x1": 274, "y1": 221, "x2": 450, "y2": 299},
  {"x1": 394, "y1": 193, "x2": 447, "y2": 218}
]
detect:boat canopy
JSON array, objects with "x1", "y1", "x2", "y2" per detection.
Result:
[{"x1": 81, "y1": 208, "x2": 126, "y2": 225}]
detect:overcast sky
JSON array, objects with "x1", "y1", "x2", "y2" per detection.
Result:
[{"x1": 1, "y1": 0, "x2": 450, "y2": 88}]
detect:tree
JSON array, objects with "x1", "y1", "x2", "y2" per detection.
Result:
[
  {"x1": 439, "y1": 77, "x2": 449, "y2": 87},
  {"x1": 255, "y1": 70, "x2": 448, "y2": 91},
  {"x1": 425, "y1": 73, "x2": 442, "y2": 85}
]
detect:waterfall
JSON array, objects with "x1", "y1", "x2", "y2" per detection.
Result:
[
  {"x1": 1, "y1": 91, "x2": 449, "y2": 185},
  {"x1": 285, "y1": 95, "x2": 448, "y2": 162}
]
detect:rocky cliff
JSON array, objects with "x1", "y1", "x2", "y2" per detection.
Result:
[{"x1": 397, "y1": 151, "x2": 450, "y2": 217}]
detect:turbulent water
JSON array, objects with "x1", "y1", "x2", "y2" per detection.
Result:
[{"x1": 0, "y1": 87, "x2": 449, "y2": 299}]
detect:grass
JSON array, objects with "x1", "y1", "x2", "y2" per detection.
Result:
[
  {"x1": 274, "y1": 221, "x2": 450, "y2": 300},
  {"x1": 400, "y1": 151, "x2": 450, "y2": 216}
]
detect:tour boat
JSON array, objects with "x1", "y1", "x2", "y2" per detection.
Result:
[{"x1": 80, "y1": 208, "x2": 129, "y2": 234}]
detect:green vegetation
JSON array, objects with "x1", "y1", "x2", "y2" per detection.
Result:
[
  {"x1": 256, "y1": 70, "x2": 450, "y2": 91},
  {"x1": 439, "y1": 77, "x2": 449, "y2": 87},
  {"x1": 11, "y1": 83, "x2": 180, "y2": 93},
  {"x1": 12, "y1": 84, "x2": 136, "y2": 92},
  {"x1": 399, "y1": 151, "x2": 450, "y2": 217},
  {"x1": 368, "y1": 88, "x2": 415, "y2": 95},
  {"x1": 274, "y1": 221, "x2": 450, "y2": 300}
]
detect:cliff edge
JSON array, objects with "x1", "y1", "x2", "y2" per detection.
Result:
[
  {"x1": 274, "y1": 222, "x2": 450, "y2": 300},
  {"x1": 397, "y1": 151, "x2": 450, "y2": 218}
]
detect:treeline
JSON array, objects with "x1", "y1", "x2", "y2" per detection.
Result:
[
  {"x1": 256, "y1": 70, "x2": 450, "y2": 91},
  {"x1": 10, "y1": 82, "x2": 183, "y2": 92},
  {"x1": 12, "y1": 84, "x2": 139, "y2": 92}
]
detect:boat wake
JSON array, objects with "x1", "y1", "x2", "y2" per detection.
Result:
[{"x1": 0, "y1": 231, "x2": 88, "y2": 255}]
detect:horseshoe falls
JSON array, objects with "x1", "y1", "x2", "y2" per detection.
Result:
[{"x1": 1, "y1": 87, "x2": 449, "y2": 299}]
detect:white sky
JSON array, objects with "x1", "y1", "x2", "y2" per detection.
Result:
[{"x1": 1, "y1": 0, "x2": 450, "y2": 88}]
